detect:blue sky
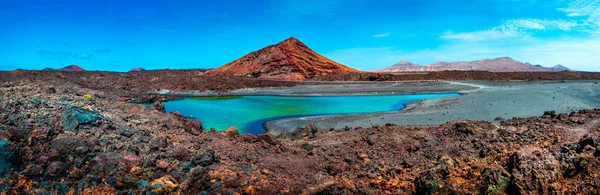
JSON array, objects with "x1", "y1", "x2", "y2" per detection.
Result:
[{"x1": 1, "y1": 0, "x2": 599, "y2": 71}]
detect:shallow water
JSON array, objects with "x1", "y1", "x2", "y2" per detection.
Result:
[{"x1": 163, "y1": 94, "x2": 459, "y2": 134}]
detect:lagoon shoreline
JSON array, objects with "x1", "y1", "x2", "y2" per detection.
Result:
[
  {"x1": 263, "y1": 80, "x2": 600, "y2": 136},
  {"x1": 147, "y1": 80, "x2": 600, "y2": 137}
]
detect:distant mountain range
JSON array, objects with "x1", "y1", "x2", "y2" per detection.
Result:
[
  {"x1": 205, "y1": 37, "x2": 359, "y2": 80},
  {"x1": 41, "y1": 65, "x2": 85, "y2": 72},
  {"x1": 373, "y1": 57, "x2": 570, "y2": 72},
  {"x1": 129, "y1": 67, "x2": 146, "y2": 72}
]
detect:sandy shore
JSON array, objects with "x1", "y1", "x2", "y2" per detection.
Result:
[
  {"x1": 265, "y1": 80, "x2": 600, "y2": 136},
  {"x1": 159, "y1": 81, "x2": 478, "y2": 96}
]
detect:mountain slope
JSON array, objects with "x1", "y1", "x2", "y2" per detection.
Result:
[
  {"x1": 205, "y1": 37, "x2": 359, "y2": 80},
  {"x1": 375, "y1": 57, "x2": 570, "y2": 72},
  {"x1": 58, "y1": 65, "x2": 85, "y2": 72}
]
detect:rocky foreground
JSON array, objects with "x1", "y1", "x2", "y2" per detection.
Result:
[{"x1": 1, "y1": 71, "x2": 600, "y2": 194}]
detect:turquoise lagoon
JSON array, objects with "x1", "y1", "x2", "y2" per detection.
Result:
[{"x1": 162, "y1": 94, "x2": 459, "y2": 134}]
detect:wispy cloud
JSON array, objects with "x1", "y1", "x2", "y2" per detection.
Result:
[
  {"x1": 441, "y1": 19, "x2": 579, "y2": 41},
  {"x1": 372, "y1": 32, "x2": 391, "y2": 38},
  {"x1": 558, "y1": 0, "x2": 600, "y2": 33}
]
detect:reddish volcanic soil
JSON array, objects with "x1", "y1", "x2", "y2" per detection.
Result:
[
  {"x1": 58, "y1": 65, "x2": 85, "y2": 72},
  {"x1": 1, "y1": 70, "x2": 600, "y2": 194},
  {"x1": 205, "y1": 38, "x2": 359, "y2": 80},
  {"x1": 0, "y1": 70, "x2": 298, "y2": 102}
]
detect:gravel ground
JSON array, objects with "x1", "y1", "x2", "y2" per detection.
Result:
[{"x1": 265, "y1": 80, "x2": 600, "y2": 136}]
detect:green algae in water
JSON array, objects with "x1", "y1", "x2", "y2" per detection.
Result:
[
  {"x1": 189, "y1": 96, "x2": 243, "y2": 101},
  {"x1": 163, "y1": 94, "x2": 459, "y2": 134}
]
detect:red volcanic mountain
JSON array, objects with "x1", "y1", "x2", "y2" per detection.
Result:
[
  {"x1": 205, "y1": 37, "x2": 359, "y2": 80},
  {"x1": 374, "y1": 57, "x2": 570, "y2": 72},
  {"x1": 58, "y1": 65, "x2": 85, "y2": 72}
]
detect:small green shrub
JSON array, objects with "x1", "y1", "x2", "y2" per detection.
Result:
[{"x1": 83, "y1": 94, "x2": 92, "y2": 101}]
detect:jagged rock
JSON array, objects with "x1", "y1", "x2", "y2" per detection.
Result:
[
  {"x1": 61, "y1": 105, "x2": 103, "y2": 131},
  {"x1": 122, "y1": 153, "x2": 143, "y2": 169},
  {"x1": 193, "y1": 148, "x2": 219, "y2": 167},
  {"x1": 543, "y1": 111, "x2": 557, "y2": 118},
  {"x1": 22, "y1": 164, "x2": 44, "y2": 176},
  {"x1": 414, "y1": 169, "x2": 443, "y2": 195},
  {"x1": 152, "y1": 101, "x2": 166, "y2": 112},
  {"x1": 50, "y1": 136, "x2": 82, "y2": 155},
  {"x1": 256, "y1": 134, "x2": 279, "y2": 145},
  {"x1": 452, "y1": 122, "x2": 474, "y2": 135},
  {"x1": 90, "y1": 153, "x2": 121, "y2": 176},
  {"x1": 223, "y1": 126, "x2": 239, "y2": 138},
  {"x1": 507, "y1": 147, "x2": 561, "y2": 194},
  {"x1": 184, "y1": 120, "x2": 203, "y2": 135},
  {"x1": 578, "y1": 134, "x2": 596, "y2": 149},
  {"x1": 170, "y1": 146, "x2": 190, "y2": 161},
  {"x1": 479, "y1": 168, "x2": 511, "y2": 194},
  {"x1": 45, "y1": 161, "x2": 68, "y2": 177},
  {"x1": 182, "y1": 166, "x2": 212, "y2": 193},
  {"x1": 151, "y1": 136, "x2": 168, "y2": 151}
]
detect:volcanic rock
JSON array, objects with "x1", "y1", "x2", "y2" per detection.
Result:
[
  {"x1": 507, "y1": 147, "x2": 561, "y2": 194},
  {"x1": 452, "y1": 121, "x2": 475, "y2": 135},
  {"x1": 578, "y1": 134, "x2": 596, "y2": 149},
  {"x1": 192, "y1": 148, "x2": 219, "y2": 166},
  {"x1": 414, "y1": 169, "x2": 444, "y2": 195},
  {"x1": 151, "y1": 136, "x2": 169, "y2": 151},
  {"x1": 223, "y1": 126, "x2": 239, "y2": 138},
  {"x1": 50, "y1": 136, "x2": 82, "y2": 155},
  {"x1": 58, "y1": 65, "x2": 85, "y2": 72},
  {"x1": 182, "y1": 166, "x2": 212, "y2": 193},
  {"x1": 61, "y1": 106, "x2": 103, "y2": 131},
  {"x1": 122, "y1": 153, "x2": 143, "y2": 169},
  {"x1": 205, "y1": 37, "x2": 359, "y2": 80},
  {"x1": 152, "y1": 101, "x2": 165, "y2": 112},
  {"x1": 45, "y1": 161, "x2": 68, "y2": 177},
  {"x1": 256, "y1": 134, "x2": 279, "y2": 145},
  {"x1": 479, "y1": 168, "x2": 511, "y2": 194},
  {"x1": 184, "y1": 120, "x2": 203, "y2": 135}
]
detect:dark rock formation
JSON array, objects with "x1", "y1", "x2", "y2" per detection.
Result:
[{"x1": 507, "y1": 147, "x2": 562, "y2": 194}]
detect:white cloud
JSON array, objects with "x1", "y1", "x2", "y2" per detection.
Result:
[
  {"x1": 441, "y1": 19, "x2": 579, "y2": 41},
  {"x1": 558, "y1": 0, "x2": 600, "y2": 33},
  {"x1": 325, "y1": 0, "x2": 600, "y2": 72},
  {"x1": 372, "y1": 32, "x2": 391, "y2": 38}
]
